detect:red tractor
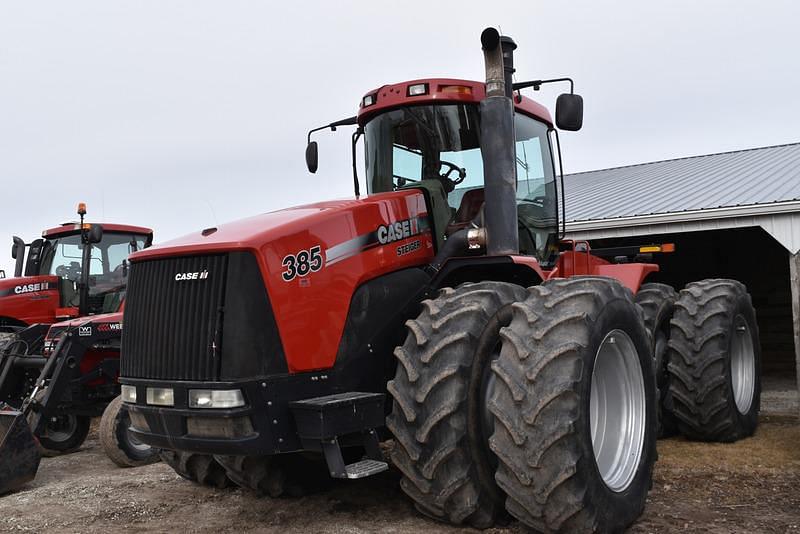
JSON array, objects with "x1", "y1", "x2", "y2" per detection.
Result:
[
  {"x1": 118, "y1": 30, "x2": 761, "y2": 532},
  {"x1": 0, "y1": 206, "x2": 158, "y2": 494},
  {"x1": 0, "y1": 203, "x2": 152, "y2": 337}
]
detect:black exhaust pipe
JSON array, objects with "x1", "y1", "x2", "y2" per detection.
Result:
[{"x1": 479, "y1": 28, "x2": 519, "y2": 256}]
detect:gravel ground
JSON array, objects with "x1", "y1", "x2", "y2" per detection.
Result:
[{"x1": 0, "y1": 414, "x2": 798, "y2": 533}]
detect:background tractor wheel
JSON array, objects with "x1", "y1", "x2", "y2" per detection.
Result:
[
  {"x1": 488, "y1": 277, "x2": 657, "y2": 533},
  {"x1": 386, "y1": 281, "x2": 528, "y2": 528},
  {"x1": 99, "y1": 396, "x2": 159, "y2": 467},
  {"x1": 160, "y1": 450, "x2": 231, "y2": 488},
  {"x1": 635, "y1": 282, "x2": 679, "y2": 437},
  {"x1": 666, "y1": 279, "x2": 761, "y2": 442}
]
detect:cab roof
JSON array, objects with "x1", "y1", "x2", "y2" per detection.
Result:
[
  {"x1": 42, "y1": 222, "x2": 153, "y2": 239},
  {"x1": 356, "y1": 78, "x2": 553, "y2": 126}
]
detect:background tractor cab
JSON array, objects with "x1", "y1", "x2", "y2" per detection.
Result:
[{"x1": 1, "y1": 204, "x2": 153, "y2": 330}]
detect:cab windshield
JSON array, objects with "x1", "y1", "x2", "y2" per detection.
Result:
[
  {"x1": 40, "y1": 232, "x2": 148, "y2": 313},
  {"x1": 364, "y1": 103, "x2": 558, "y2": 264}
]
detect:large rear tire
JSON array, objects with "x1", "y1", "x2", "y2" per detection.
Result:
[
  {"x1": 99, "y1": 396, "x2": 160, "y2": 467},
  {"x1": 666, "y1": 279, "x2": 761, "y2": 442},
  {"x1": 386, "y1": 281, "x2": 528, "y2": 528},
  {"x1": 160, "y1": 450, "x2": 231, "y2": 488},
  {"x1": 635, "y1": 282, "x2": 679, "y2": 437},
  {"x1": 488, "y1": 277, "x2": 657, "y2": 533}
]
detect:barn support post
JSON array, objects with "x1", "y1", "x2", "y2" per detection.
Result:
[{"x1": 790, "y1": 252, "x2": 800, "y2": 418}]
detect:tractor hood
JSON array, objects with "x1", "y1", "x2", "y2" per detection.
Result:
[
  {"x1": 0, "y1": 275, "x2": 61, "y2": 326},
  {"x1": 0, "y1": 275, "x2": 58, "y2": 299},
  {"x1": 122, "y1": 189, "x2": 436, "y2": 373},
  {"x1": 129, "y1": 192, "x2": 429, "y2": 263}
]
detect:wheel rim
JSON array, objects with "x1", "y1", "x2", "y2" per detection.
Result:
[
  {"x1": 121, "y1": 410, "x2": 151, "y2": 452},
  {"x1": 44, "y1": 414, "x2": 78, "y2": 443},
  {"x1": 590, "y1": 329, "x2": 646, "y2": 493},
  {"x1": 731, "y1": 315, "x2": 755, "y2": 414}
]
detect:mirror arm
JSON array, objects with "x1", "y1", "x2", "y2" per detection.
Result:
[
  {"x1": 513, "y1": 77, "x2": 575, "y2": 102},
  {"x1": 351, "y1": 127, "x2": 363, "y2": 198},
  {"x1": 306, "y1": 115, "x2": 358, "y2": 144}
]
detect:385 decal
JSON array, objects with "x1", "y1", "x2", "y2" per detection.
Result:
[{"x1": 282, "y1": 245, "x2": 323, "y2": 282}]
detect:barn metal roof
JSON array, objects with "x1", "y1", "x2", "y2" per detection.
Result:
[{"x1": 563, "y1": 142, "x2": 800, "y2": 223}]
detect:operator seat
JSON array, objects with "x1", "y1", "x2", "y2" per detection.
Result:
[{"x1": 445, "y1": 188, "x2": 484, "y2": 236}]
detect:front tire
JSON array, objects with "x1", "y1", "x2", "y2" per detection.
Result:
[
  {"x1": 666, "y1": 279, "x2": 761, "y2": 442},
  {"x1": 488, "y1": 277, "x2": 657, "y2": 533},
  {"x1": 99, "y1": 396, "x2": 160, "y2": 467},
  {"x1": 386, "y1": 281, "x2": 528, "y2": 528}
]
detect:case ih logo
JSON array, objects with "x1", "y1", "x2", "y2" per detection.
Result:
[
  {"x1": 377, "y1": 217, "x2": 423, "y2": 245},
  {"x1": 175, "y1": 270, "x2": 209, "y2": 281},
  {"x1": 97, "y1": 323, "x2": 122, "y2": 332},
  {"x1": 14, "y1": 282, "x2": 51, "y2": 294}
]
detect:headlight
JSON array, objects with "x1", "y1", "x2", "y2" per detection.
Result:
[
  {"x1": 146, "y1": 387, "x2": 174, "y2": 406},
  {"x1": 188, "y1": 389, "x2": 245, "y2": 409},
  {"x1": 121, "y1": 385, "x2": 137, "y2": 403}
]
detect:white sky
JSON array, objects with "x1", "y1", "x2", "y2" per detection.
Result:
[{"x1": 1, "y1": 1, "x2": 798, "y2": 274}]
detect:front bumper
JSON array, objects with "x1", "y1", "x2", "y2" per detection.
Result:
[{"x1": 120, "y1": 371, "x2": 339, "y2": 456}]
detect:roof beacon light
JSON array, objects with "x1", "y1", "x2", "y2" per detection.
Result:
[
  {"x1": 407, "y1": 83, "x2": 429, "y2": 96},
  {"x1": 77, "y1": 202, "x2": 87, "y2": 216}
]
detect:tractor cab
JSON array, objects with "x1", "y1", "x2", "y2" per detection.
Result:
[
  {"x1": 2, "y1": 204, "x2": 152, "y2": 328},
  {"x1": 37, "y1": 222, "x2": 151, "y2": 316},
  {"x1": 308, "y1": 77, "x2": 582, "y2": 269}
]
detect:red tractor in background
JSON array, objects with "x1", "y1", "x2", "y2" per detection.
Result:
[
  {"x1": 0, "y1": 203, "x2": 152, "y2": 338},
  {"x1": 118, "y1": 30, "x2": 761, "y2": 532},
  {"x1": 0, "y1": 205, "x2": 159, "y2": 494}
]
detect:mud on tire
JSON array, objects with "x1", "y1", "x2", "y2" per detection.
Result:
[
  {"x1": 386, "y1": 281, "x2": 528, "y2": 528},
  {"x1": 488, "y1": 277, "x2": 657, "y2": 533},
  {"x1": 666, "y1": 279, "x2": 761, "y2": 442},
  {"x1": 99, "y1": 395, "x2": 159, "y2": 467},
  {"x1": 160, "y1": 450, "x2": 231, "y2": 488},
  {"x1": 635, "y1": 282, "x2": 679, "y2": 437}
]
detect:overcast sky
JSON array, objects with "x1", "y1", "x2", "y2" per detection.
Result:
[{"x1": 1, "y1": 1, "x2": 798, "y2": 274}]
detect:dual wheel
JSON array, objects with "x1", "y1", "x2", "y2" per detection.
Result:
[
  {"x1": 634, "y1": 280, "x2": 761, "y2": 442},
  {"x1": 387, "y1": 278, "x2": 658, "y2": 532}
]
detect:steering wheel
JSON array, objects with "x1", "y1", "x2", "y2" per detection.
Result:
[
  {"x1": 440, "y1": 161, "x2": 467, "y2": 185},
  {"x1": 56, "y1": 262, "x2": 82, "y2": 282}
]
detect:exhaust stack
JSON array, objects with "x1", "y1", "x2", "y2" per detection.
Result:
[{"x1": 479, "y1": 28, "x2": 519, "y2": 256}]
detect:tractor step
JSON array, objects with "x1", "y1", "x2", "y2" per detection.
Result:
[
  {"x1": 344, "y1": 458, "x2": 388, "y2": 479},
  {"x1": 290, "y1": 392, "x2": 387, "y2": 480}
]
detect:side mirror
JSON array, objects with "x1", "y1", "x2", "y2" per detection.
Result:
[
  {"x1": 305, "y1": 141, "x2": 319, "y2": 174},
  {"x1": 88, "y1": 224, "x2": 103, "y2": 244},
  {"x1": 556, "y1": 93, "x2": 584, "y2": 131}
]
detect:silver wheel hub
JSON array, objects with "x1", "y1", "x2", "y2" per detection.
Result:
[
  {"x1": 731, "y1": 315, "x2": 755, "y2": 414},
  {"x1": 590, "y1": 329, "x2": 646, "y2": 492}
]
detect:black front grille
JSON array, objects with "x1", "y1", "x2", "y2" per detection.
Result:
[{"x1": 122, "y1": 254, "x2": 228, "y2": 381}]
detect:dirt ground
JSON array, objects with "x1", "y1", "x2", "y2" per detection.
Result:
[{"x1": 0, "y1": 414, "x2": 797, "y2": 534}]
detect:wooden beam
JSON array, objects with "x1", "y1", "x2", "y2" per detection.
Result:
[{"x1": 790, "y1": 252, "x2": 800, "y2": 418}]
